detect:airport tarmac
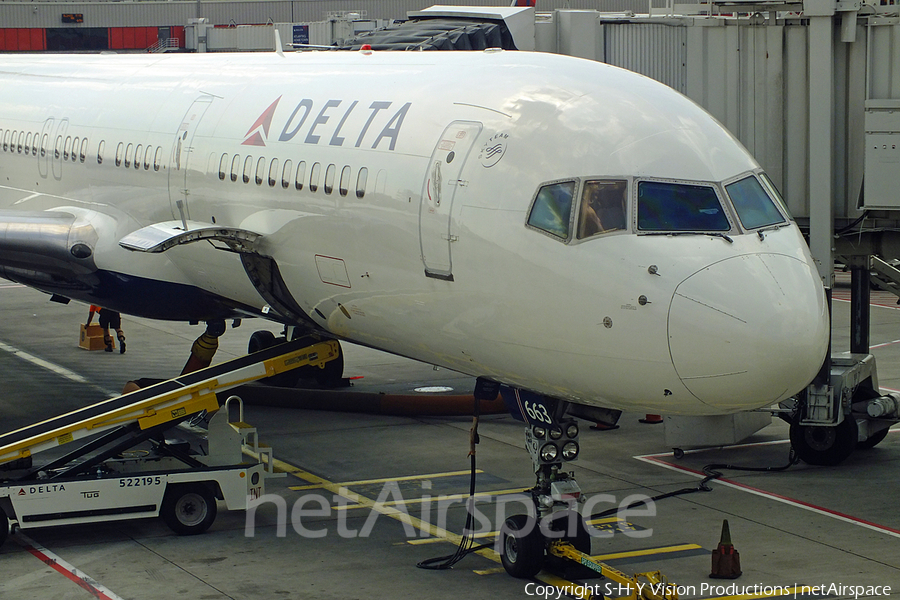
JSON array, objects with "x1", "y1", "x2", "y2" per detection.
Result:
[{"x1": 0, "y1": 277, "x2": 898, "y2": 600}]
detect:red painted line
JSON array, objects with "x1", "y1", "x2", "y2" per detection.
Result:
[
  {"x1": 14, "y1": 533, "x2": 124, "y2": 600},
  {"x1": 635, "y1": 449, "x2": 900, "y2": 539}
]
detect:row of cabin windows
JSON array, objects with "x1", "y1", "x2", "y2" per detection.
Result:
[
  {"x1": 2, "y1": 129, "x2": 370, "y2": 201},
  {"x1": 112, "y1": 141, "x2": 163, "y2": 171},
  {"x1": 1, "y1": 128, "x2": 89, "y2": 163},
  {"x1": 217, "y1": 153, "x2": 368, "y2": 199}
]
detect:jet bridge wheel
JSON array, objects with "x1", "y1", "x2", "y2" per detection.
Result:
[
  {"x1": 499, "y1": 514, "x2": 545, "y2": 579},
  {"x1": 161, "y1": 483, "x2": 218, "y2": 535},
  {"x1": 789, "y1": 416, "x2": 857, "y2": 466}
]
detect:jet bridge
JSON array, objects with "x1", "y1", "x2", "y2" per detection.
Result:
[{"x1": 0, "y1": 337, "x2": 339, "y2": 546}]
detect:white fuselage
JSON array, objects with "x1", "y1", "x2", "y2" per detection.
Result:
[{"x1": 0, "y1": 50, "x2": 829, "y2": 415}]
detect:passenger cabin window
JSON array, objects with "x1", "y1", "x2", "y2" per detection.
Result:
[
  {"x1": 255, "y1": 157, "x2": 266, "y2": 185},
  {"x1": 142, "y1": 145, "x2": 151, "y2": 170},
  {"x1": 527, "y1": 181, "x2": 576, "y2": 240},
  {"x1": 115, "y1": 142, "x2": 124, "y2": 167},
  {"x1": 153, "y1": 147, "x2": 162, "y2": 171},
  {"x1": 242, "y1": 156, "x2": 253, "y2": 183},
  {"x1": 25, "y1": 133, "x2": 32, "y2": 155},
  {"x1": 124, "y1": 143, "x2": 133, "y2": 168},
  {"x1": 295, "y1": 161, "x2": 306, "y2": 190},
  {"x1": 578, "y1": 180, "x2": 627, "y2": 239},
  {"x1": 268, "y1": 158, "x2": 279, "y2": 187},
  {"x1": 134, "y1": 144, "x2": 143, "y2": 169},
  {"x1": 324, "y1": 164, "x2": 336, "y2": 195},
  {"x1": 725, "y1": 175, "x2": 787, "y2": 230},
  {"x1": 97, "y1": 140, "x2": 105, "y2": 164},
  {"x1": 218, "y1": 154, "x2": 228, "y2": 180},
  {"x1": 310, "y1": 162, "x2": 321, "y2": 192},
  {"x1": 637, "y1": 181, "x2": 730, "y2": 232},
  {"x1": 230, "y1": 154, "x2": 240, "y2": 182},
  {"x1": 356, "y1": 167, "x2": 368, "y2": 198},
  {"x1": 339, "y1": 166, "x2": 351, "y2": 197},
  {"x1": 281, "y1": 160, "x2": 292, "y2": 188},
  {"x1": 80, "y1": 138, "x2": 88, "y2": 163}
]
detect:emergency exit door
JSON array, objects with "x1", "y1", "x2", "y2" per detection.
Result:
[{"x1": 419, "y1": 121, "x2": 482, "y2": 281}]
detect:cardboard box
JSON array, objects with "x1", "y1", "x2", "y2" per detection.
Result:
[{"x1": 79, "y1": 323, "x2": 113, "y2": 351}]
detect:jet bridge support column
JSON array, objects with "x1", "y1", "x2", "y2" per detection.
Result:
[{"x1": 849, "y1": 257, "x2": 871, "y2": 354}]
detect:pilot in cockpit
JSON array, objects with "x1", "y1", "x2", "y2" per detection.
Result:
[{"x1": 578, "y1": 180, "x2": 627, "y2": 239}]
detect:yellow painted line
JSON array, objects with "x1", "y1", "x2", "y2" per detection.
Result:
[
  {"x1": 330, "y1": 487, "x2": 528, "y2": 510},
  {"x1": 407, "y1": 517, "x2": 637, "y2": 546},
  {"x1": 250, "y1": 452, "x2": 585, "y2": 593},
  {"x1": 704, "y1": 585, "x2": 809, "y2": 600},
  {"x1": 590, "y1": 543, "x2": 703, "y2": 561},
  {"x1": 473, "y1": 567, "x2": 506, "y2": 575},
  {"x1": 289, "y1": 469, "x2": 483, "y2": 490},
  {"x1": 586, "y1": 517, "x2": 627, "y2": 525}
]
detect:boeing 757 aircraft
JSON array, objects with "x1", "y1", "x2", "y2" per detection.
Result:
[{"x1": 0, "y1": 48, "x2": 829, "y2": 575}]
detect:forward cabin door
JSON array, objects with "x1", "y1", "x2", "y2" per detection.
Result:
[
  {"x1": 418, "y1": 121, "x2": 482, "y2": 281},
  {"x1": 168, "y1": 95, "x2": 213, "y2": 224}
]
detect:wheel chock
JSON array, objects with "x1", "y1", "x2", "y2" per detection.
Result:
[
  {"x1": 639, "y1": 414, "x2": 664, "y2": 424},
  {"x1": 710, "y1": 519, "x2": 742, "y2": 579}
]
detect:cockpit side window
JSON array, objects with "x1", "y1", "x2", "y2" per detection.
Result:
[
  {"x1": 637, "y1": 181, "x2": 730, "y2": 232},
  {"x1": 725, "y1": 175, "x2": 787, "y2": 230},
  {"x1": 758, "y1": 172, "x2": 793, "y2": 221},
  {"x1": 578, "y1": 180, "x2": 627, "y2": 239},
  {"x1": 527, "y1": 181, "x2": 576, "y2": 240}
]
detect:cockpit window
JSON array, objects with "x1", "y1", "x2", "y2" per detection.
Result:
[
  {"x1": 578, "y1": 180, "x2": 627, "y2": 239},
  {"x1": 758, "y1": 172, "x2": 793, "y2": 220},
  {"x1": 637, "y1": 181, "x2": 730, "y2": 232},
  {"x1": 527, "y1": 181, "x2": 576, "y2": 240},
  {"x1": 725, "y1": 175, "x2": 787, "y2": 230}
]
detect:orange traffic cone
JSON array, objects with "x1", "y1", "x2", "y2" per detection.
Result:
[
  {"x1": 710, "y1": 519, "x2": 742, "y2": 579},
  {"x1": 639, "y1": 414, "x2": 664, "y2": 424}
]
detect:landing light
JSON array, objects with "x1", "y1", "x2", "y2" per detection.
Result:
[
  {"x1": 532, "y1": 426, "x2": 546, "y2": 438},
  {"x1": 566, "y1": 423, "x2": 579, "y2": 438},
  {"x1": 549, "y1": 427, "x2": 563, "y2": 440},
  {"x1": 540, "y1": 443, "x2": 558, "y2": 462},
  {"x1": 562, "y1": 441, "x2": 579, "y2": 461}
]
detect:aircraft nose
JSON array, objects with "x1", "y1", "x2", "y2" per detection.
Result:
[{"x1": 667, "y1": 253, "x2": 829, "y2": 411}]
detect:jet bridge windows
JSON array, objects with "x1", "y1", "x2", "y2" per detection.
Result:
[
  {"x1": 637, "y1": 181, "x2": 730, "y2": 232},
  {"x1": 724, "y1": 175, "x2": 787, "y2": 230},
  {"x1": 527, "y1": 180, "x2": 576, "y2": 240}
]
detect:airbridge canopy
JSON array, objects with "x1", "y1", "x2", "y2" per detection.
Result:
[{"x1": 338, "y1": 17, "x2": 515, "y2": 51}]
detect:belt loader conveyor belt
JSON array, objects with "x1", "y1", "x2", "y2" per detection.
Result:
[{"x1": 0, "y1": 338, "x2": 339, "y2": 467}]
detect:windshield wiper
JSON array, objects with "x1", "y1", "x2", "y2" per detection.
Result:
[
  {"x1": 755, "y1": 223, "x2": 786, "y2": 240},
  {"x1": 644, "y1": 231, "x2": 734, "y2": 244}
]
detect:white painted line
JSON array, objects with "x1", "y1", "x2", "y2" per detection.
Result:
[
  {"x1": 13, "y1": 532, "x2": 127, "y2": 600},
  {"x1": 0, "y1": 340, "x2": 89, "y2": 384},
  {"x1": 0, "y1": 339, "x2": 118, "y2": 396},
  {"x1": 635, "y1": 443, "x2": 900, "y2": 540}
]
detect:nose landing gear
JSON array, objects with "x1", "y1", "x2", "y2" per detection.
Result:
[{"x1": 496, "y1": 390, "x2": 590, "y2": 579}]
